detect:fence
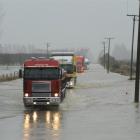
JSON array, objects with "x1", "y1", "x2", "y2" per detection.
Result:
[
  {"x1": 0, "y1": 65, "x2": 21, "y2": 82},
  {"x1": 0, "y1": 71, "x2": 19, "y2": 82}
]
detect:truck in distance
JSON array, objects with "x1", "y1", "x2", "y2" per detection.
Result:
[
  {"x1": 51, "y1": 52, "x2": 77, "y2": 88},
  {"x1": 76, "y1": 55, "x2": 85, "y2": 73}
]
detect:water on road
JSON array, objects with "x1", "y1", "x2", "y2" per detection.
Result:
[{"x1": 0, "y1": 64, "x2": 140, "y2": 140}]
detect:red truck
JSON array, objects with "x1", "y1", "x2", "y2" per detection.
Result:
[
  {"x1": 22, "y1": 57, "x2": 67, "y2": 107},
  {"x1": 76, "y1": 55, "x2": 85, "y2": 73}
]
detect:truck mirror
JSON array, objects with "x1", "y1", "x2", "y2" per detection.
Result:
[
  {"x1": 59, "y1": 69, "x2": 63, "y2": 79},
  {"x1": 60, "y1": 68, "x2": 67, "y2": 79},
  {"x1": 63, "y1": 70, "x2": 67, "y2": 77},
  {"x1": 19, "y1": 69, "x2": 23, "y2": 78}
]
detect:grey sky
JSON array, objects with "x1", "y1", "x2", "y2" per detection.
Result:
[{"x1": 0, "y1": 0, "x2": 139, "y2": 59}]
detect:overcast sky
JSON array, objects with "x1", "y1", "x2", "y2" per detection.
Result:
[{"x1": 0, "y1": 0, "x2": 139, "y2": 59}]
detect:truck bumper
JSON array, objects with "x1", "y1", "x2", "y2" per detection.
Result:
[
  {"x1": 23, "y1": 97, "x2": 61, "y2": 106},
  {"x1": 66, "y1": 77, "x2": 76, "y2": 88},
  {"x1": 66, "y1": 81, "x2": 75, "y2": 88}
]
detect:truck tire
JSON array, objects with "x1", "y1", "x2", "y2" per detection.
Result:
[
  {"x1": 74, "y1": 77, "x2": 77, "y2": 85},
  {"x1": 24, "y1": 103, "x2": 31, "y2": 108}
]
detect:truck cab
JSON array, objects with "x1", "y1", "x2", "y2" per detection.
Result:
[{"x1": 23, "y1": 58, "x2": 67, "y2": 107}]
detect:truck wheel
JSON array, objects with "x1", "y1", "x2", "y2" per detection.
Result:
[
  {"x1": 61, "y1": 92, "x2": 65, "y2": 102},
  {"x1": 64, "y1": 89, "x2": 66, "y2": 97},
  {"x1": 24, "y1": 103, "x2": 31, "y2": 108},
  {"x1": 60, "y1": 96, "x2": 63, "y2": 102},
  {"x1": 74, "y1": 77, "x2": 77, "y2": 85}
]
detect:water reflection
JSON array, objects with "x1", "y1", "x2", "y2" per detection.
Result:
[
  {"x1": 135, "y1": 103, "x2": 139, "y2": 110},
  {"x1": 23, "y1": 109, "x2": 62, "y2": 140}
]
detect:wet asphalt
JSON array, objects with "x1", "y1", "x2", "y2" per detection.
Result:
[{"x1": 0, "y1": 64, "x2": 140, "y2": 140}]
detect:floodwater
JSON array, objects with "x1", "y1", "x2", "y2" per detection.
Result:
[{"x1": 0, "y1": 64, "x2": 140, "y2": 140}]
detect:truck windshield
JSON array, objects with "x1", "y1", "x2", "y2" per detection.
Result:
[
  {"x1": 61, "y1": 64, "x2": 74, "y2": 74},
  {"x1": 24, "y1": 68, "x2": 59, "y2": 80}
]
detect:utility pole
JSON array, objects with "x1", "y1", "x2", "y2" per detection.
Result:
[
  {"x1": 105, "y1": 37, "x2": 114, "y2": 73},
  {"x1": 102, "y1": 41, "x2": 106, "y2": 69},
  {"x1": 46, "y1": 42, "x2": 50, "y2": 58},
  {"x1": 134, "y1": 0, "x2": 140, "y2": 103},
  {"x1": 127, "y1": 14, "x2": 138, "y2": 80}
]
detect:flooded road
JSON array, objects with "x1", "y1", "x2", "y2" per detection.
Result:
[{"x1": 0, "y1": 64, "x2": 140, "y2": 140}]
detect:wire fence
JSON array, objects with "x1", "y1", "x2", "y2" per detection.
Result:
[{"x1": 0, "y1": 66, "x2": 21, "y2": 82}]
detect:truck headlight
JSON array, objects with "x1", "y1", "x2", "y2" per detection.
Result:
[
  {"x1": 54, "y1": 93, "x2": 59, "y2": 97},
  {"x1": 25, "y1": 93, "x2": 29, "y2": 97},
  {"x1": 70, "y1": 81, "x2": 73, "y2": 86}
]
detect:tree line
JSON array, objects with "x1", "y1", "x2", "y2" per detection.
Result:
[
  {"x1": 98, "y1": 53, "x2": 136, "y2": 76},
  {"x1": 0, "y1": 53, "x2": 47, "y2": 65}
]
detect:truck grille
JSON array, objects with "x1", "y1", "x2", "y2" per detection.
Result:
[{"x1": 32, "y1": 81, "x2": 51, "y2": 97}]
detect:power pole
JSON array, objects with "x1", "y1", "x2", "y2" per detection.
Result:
[
  {"x1": 127, "y1": 14, "x2": 138, "y2": 80},
  {"x1": 134, "y1": 0, "x2": 140, "y2": 103},
  {"x1": 105, "y1": 37, "x2": 114, "y2": 73},
  {"x1": 46, "y1": 42, "x2": 49, "y2": 58},
  {"x1": 102, "y1": 41, "x2": 106, "y2": 69}
]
